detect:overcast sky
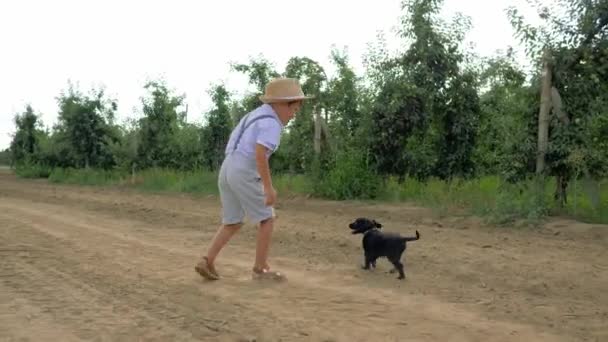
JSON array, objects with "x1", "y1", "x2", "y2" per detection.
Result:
[{"x1": 0, "y1": 0, "x2": 541, "y2": 150}]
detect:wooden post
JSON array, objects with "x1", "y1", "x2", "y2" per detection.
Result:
[
  {"x1": 131, "y1": 163, "x2": 136, "y2": 185},
  {"x1": 320, "y1": 119, "x2": 333, "y2": 153},
  {"x1": 536, "y1": 48, "x2": 553, "y2": 175},
  {"x1": 551, "y1": 85, "x2": 570, "y2": 207},
  {"x1": 314, "y1": 112, "x2": 322, "y2": 155}
]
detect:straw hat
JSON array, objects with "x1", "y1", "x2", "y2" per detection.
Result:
[{"x1": 259, "y1": 77, "x2": 314, "y2": 104}]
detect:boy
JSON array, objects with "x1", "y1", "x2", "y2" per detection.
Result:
[{"x1": 195, "y1": 78, "x2": 313, "y2": 281}]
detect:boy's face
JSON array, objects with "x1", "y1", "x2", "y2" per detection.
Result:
[{"x1": 273, "y1": 101, "x2": 302, "y2": 125}]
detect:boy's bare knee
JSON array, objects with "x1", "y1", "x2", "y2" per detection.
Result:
[
  {"x1": 223, "y1": 223, "x2": 242, "y2": 231},
  {"x1": 259, "y1": 217, "x2": 274, "y2": 227}
]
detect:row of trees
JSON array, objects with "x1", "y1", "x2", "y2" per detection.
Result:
[{"x1": 8, "y1": 0, "x2": 608, "y2": 201}]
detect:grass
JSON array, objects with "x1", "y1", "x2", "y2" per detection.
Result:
[
  {"x1": 13, "y1": 165, "x2": 608, "y2": 225},
  {"x1": 48, "y1": 168, "x2": 126, "y2": 186},
  {"x1": 378, "y1": 175, "x2": 607, "y2": 225},
  {"x1": 41, "y1": 167, "x2": 313, "y2": 198},
  {"x1": 134, "y1": 169, "x2": 220, "y2": 195}
]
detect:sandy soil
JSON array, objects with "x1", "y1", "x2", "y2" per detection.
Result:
[{"x1": 1, "y1": 170, "x2": 607, "y2": 341}]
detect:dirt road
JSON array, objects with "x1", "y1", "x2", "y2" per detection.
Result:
[{"x1": 1, "y1": 171, "x2": 607, "y2": 341}]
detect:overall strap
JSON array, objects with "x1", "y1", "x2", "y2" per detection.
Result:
[{"x1": 232, "y1": 114, "x2": 281, "y2": 153}]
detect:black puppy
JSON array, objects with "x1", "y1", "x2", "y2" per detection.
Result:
[{"x1": 349, "y1": 217, "x2": 420, "y2": 280}]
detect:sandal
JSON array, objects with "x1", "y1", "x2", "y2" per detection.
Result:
[
  {"x1": 252, "y1": 267, "x2": 287, "y2": 282},
  {"x1": 195, "y1": 257, "x2": 220, "y2": 280}
]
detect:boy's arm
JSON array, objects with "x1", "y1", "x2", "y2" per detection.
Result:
[{"x1": 255, "y1": 144, "x2": 272, "y2": 191}]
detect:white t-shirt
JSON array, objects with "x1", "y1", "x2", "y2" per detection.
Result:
[{"x1": 224, "y1": 104, "x2": 284, "y2": 159}]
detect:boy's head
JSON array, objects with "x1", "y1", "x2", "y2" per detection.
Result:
[
  {"x1": 260, "y1": 78, "x2": 313, "y2": 125},
  {"x1": 271, "y1": 100, "x2": 302, "y2": 125}
]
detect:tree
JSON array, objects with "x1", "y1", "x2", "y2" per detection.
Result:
[
  {"x1": 436, "y1": 69, "x2": 480, "y2": 179},
  {"x1": 281, "y1": 56, "x2": 328, "y2": 173},
  {"x1": 54, "y1": 84, "x2": 118, "y2": 169},
  {"x1": 325, "y1": 47, "x2": 362, "y2": 146},
  {"x1": 507, "y1": 0, "x2": 608, "y2": 205},
  {"x1": 365, "y1": 0, "x2": 479, "y2": 180},
  {"x1": 200, "y1": 84, "x2": 233, "y2": 171},
  {"x1": 107, "y1": 117, "x2": 140, "y2": 172},
  {"x1": 230, "y1": 56, "x2": 280, "y2": 118},
  {"x1": 9, "y1": 105, "x2": 45, "y2": 166},
  {"x1": 473, "y1": 50, "x2": 537, "y2": 180},
  {"x1": 136, "y1": 80, "x2": 186, "y2": 169}
]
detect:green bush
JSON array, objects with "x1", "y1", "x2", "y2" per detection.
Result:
[
  {"x1": 273, "y1": 173, "x2": 313, "y2": 195},
  {"x1": 14, "y1": 163, "x2": 52, "y2": 178},
  {"x1": 379, "y1": 175, "x2": 555, "y2": 225},
  {"x1": 314, "y1": 150, "x2": 383, "y2": 200}
]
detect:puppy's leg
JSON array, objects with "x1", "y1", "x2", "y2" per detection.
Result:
[
  {"x1": 362, "y1": 252, "x2": 373, "y2": 270},
  {"x1": 388, "y1": 256, "x2": 405, "y2": 279},
  {"x1": 395, "y1": 261, "x2": 405, "y2": 279}
]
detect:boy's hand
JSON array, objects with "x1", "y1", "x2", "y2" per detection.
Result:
[{"x1": 265, "y1": 186, "x2": 277, "y2": 206}]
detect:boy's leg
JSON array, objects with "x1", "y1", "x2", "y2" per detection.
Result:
[
  {"x1": 196, "y1": 158, "x2": 244, "y2": 280},
  {"x1": 196, "y1": 222, "x2": 242, "y2": 280},
  {"x1": 228, "y1": 165, "x2": 283, "y2": 279},
  {"x1": 254, "y1": 217, "x2": 273, "y2": 271},
  {"x1": 236, "y1": 184, "x2": 284, "y2": 279},
  {"x1": 206, "y1": 223, "x2": 242, "y2": 265}
]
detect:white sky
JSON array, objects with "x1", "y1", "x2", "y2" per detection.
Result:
[{"x1": 0, "y1": 0, "x2": 541, "y2": 150}]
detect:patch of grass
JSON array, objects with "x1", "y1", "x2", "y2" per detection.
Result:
[
  {"x1": 378, "y1": 175, "x2": 607, "y2": 225},
  {"x1": 48, "y1": 168, "x2": 126, "y2": 186},
  {"x1": 560, "y1": 177, "x2": 608, "y2": 224},
  {"x1": 379, "y1": 176, "x2": 552, "y2": 225},
  {"x1": 379, "y1": 176, "x2": 500, "y2": 213},
  {"x1": 14, "y1": 163, "x2": 53, "y2": 178},
  {"x1": 44, "y1": 167, "x2": 315, "y2": 198},
  {"x1": 134, "y1": 168, "x2": 219, "y2": 195},
  {"x1": 273, "y1": 173, "x2": 314, "y2": 195},
  {"x1": 24, "y1": 166, "x2": 608, "y2": 225}
]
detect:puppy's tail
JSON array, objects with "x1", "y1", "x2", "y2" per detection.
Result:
[{"x1": 402, "y1": 230, "x2": 420, "y2": 242}]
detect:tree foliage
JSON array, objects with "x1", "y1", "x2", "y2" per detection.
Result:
[
  {"x1": 507, "y1": 0, "x2": 608, "y2": 183},
  {"x1": 365, "y1": 0, "x2": 480, "y2": 180},
  {"x1": 53, "y1": 84, "x2": 119, "y2": 169},
  {"x1": 9, "y1": 105, "x2": 45, "y2": 166},
  {"x1": 136, "y1": 80, "x2": 186, "y2": 169},
  {"x1": 6, "y1": 0, "x2": 607, "y2": 218},
  {"x1": 200, "y1": 84, "x2": 233, "y2": 171}
]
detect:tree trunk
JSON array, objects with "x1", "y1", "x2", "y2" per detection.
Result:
[
  {"x1": 551, "y1": 86, "x2": 569, "y2": 125},
  {"x1": 536, "y1": 48, "x2": 553, "y2": 175}
]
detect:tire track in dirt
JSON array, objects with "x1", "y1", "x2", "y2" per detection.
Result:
[
  {"x1": 0, "y1": 216, "x2": 236, "y2": 341},
  {"x1": 1, "y1": 198, "x2": 567, "y2": 341}
]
